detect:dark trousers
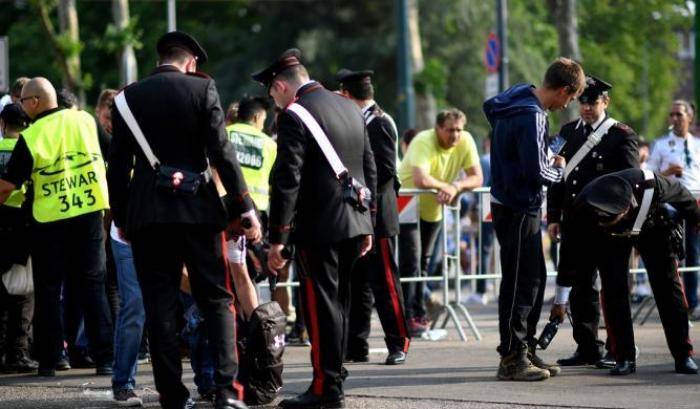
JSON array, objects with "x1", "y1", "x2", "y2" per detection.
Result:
[
  {"x1": 130, "y1": 224, "x2": 240, "y2": 408},
  {"x1": 477, "y1": 223, "x2": 495, "y2": 294},
  {"x1": 492, "y1": 204, "x2": 546, "y2": 356},
  {"x1": 683, "y1": 225, "x2": 699, "y2": 310},
  {"x1": 31, "y1": 212, "x2": 113, "y2": 369},
  {"x1": 398, "y1": 220, "x2": 442, "y2": 319},
  {"x1": 0, "y1": 281, "x2": 33, "y2": 360},
  {"x1": 347, "y1": 237, "x2": 410, "y2": 357},
  {"x1": 296, "y1": 237, "x2": 363, "y2": 399},
  {"x1": 558, "y1": 220, "x2": 632, "y2": 358},
  {"x1": 600, "y1": 225, "x2": 693, "y2": 362}
]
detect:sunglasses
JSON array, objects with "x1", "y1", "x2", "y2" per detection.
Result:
[{"x1": 19, "y1": 95, "x2": 39, "y2": 104}]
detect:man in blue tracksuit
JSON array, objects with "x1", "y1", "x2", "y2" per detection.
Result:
[{"x1": 483, "y1": 58, "x2": 585, "y2": 381}]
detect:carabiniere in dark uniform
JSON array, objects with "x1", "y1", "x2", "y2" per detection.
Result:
[
  {"x1": 253, "y1": 49, "x2": 377, "y2": 409},
  {"x1": 573, "y1": 168, "x2": 699, "y2": 375},
  {"x1": 547, "y1": 76, "x2": 639, "y2": 367},
  {"x1": 335, "y1": 69, "x2": 410, "y2": 366}
]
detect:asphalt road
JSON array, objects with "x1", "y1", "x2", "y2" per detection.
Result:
[{"x1": 1, "y1": 299, "x2": 699, "y2": 409}]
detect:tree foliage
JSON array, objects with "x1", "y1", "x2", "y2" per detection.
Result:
[{"x1": 0, "y1": 0, "x2": 692, "y2": 138}]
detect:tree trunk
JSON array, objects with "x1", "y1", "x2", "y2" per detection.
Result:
[
  {"x1": 57, "y1": 0, "x2": 84, "y2": 105},
  {"x1": 408, "y1": 0, "x2": 436, "y2": 131},
  {"x1": 548, "y1": 0, "x2": 581, "y2": 125},
  {"x1": 33, "y1": 0, "x2": 84, "y2": 106},
  {"x1": 112, "y1": 0, "x2": 138, "y2": 86}
]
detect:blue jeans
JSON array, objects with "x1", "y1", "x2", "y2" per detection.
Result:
[
  {"x1": 111, "y1": 238, "x2": 145, "y2": 391},
  {"x1": 180, "y1": 293, "x2": 215, "y2": 395},
  {"x1": 684, "y1": 225, "x2": 700, "y2": 310}
]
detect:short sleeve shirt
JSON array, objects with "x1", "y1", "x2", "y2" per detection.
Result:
[
  {"x1": 398, "y1": 129, "x2": 479, "y2": 222},
  {"x1": 648, "y1": 132, "x2": 700, "y2": 190}
]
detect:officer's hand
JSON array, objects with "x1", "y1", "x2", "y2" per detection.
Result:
[
  {"x1": 437, "y1": 183, "x2": 459, "y2": 204},
  {"x1": 550, "y1": 303, "x2": 567, "y2": 324},
  {"x1": 241, "y1": 212, "x2": 262, "y2": 244},
  {"x1": 547, "y1": 223, "x2": 561, "y2": 242},
  {"x1": 268, "y1": 244, "x2": 288, "y2": 271},
  {"x1": 663, "y1": 164, "x2": 684, "y2": 177},
  {"x1": 359, "y1": 235, "x2": 373, "y2": 257},
  {"x1": 552, "y1": 155, "x2": 566, "y2": 169}
]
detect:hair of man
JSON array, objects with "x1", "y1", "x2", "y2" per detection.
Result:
[
  {"x1": 673, "y1": 99, "x2": 695, "y2": 120},
  {"x1": 543, "y1": 57, "x2": 586, "y2": 95},
  {"x1": 436, "y1": 108, "x2": 467, "y2": 128},
  {"x1": 159, "y1": 46, "x2": 194, "y2": 65},
  {"x1": 236, "y1": 96, "x2": 270, "y2": 123},
  {"x1": 96, "y1": 89, "x2": 117, "y2": 111},
  {"x1": 342, "y1": 80, "x2": 374, "y2": 101},
  {"x1": 274, "y1": 65, "x2": 309, "y2": 86},
  {"x1": 11, "y1": 77, "x2": 30, "y2": 98}
]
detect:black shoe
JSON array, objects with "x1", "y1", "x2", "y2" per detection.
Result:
[
  {"x1": 69, "y1": 353, "x2": 95, "y2": 369},
  {"x1": 37, "y1": 367, "x2": 56, "y2": 377},
  {"x1": 595, "y1": 353, "x2": 616, "y2": 369},
  {"x1": 95, "y1": 364, "x2": 113, "y2": 376},
  {"x1": 344, "y1": 354, "x2": 369, "y2": 363},
  {"x1": 55, "y1": 358, "x2": 71, "y2": 371},
  {"x1": 556, "y1": 351, "x2": 600, "y2": 366},
  {"x1": 215, "y1": 396, "x2": 248, "y2": 409},
  {"x1": 675, "y1": 357, "x2": 699, "y2": 374},
  {"x1": 385, "y1": 351, "x2": 407, "y2": 365},
  {"x1": 3, "y1": 355, "x2": 39, "y2": 373},
  {"x1": 279, "y1": 391, "x2": 344, "y2": 409},
  {"x1": 340, "y1": 365, "x2": 349, "y2": 381},
  {"x1": 610, "y1": 361, "x2": 636, "y2": 375},
  {"x1": 198, "y1": 389, "x2": 216, "y2": 402},
  {"x1": 113, "y1": 388, "x2": 143, "y2": 407}
]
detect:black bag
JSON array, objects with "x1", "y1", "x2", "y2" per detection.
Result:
[
  {"x1": 237, "y1": 301, "x2": 286, "y2": 405},
  {"x1": 155, "y1": 165, "x2": 209, "y2": 195}
]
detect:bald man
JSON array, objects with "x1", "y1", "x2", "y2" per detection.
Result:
[{"x1": 0, "y1": 77, "x2": 114, "y2": 377}]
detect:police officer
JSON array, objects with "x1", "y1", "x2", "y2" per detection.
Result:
[
  {"x1": 335, "y1": 68, "x2": 409, "y2": 366},
  {"x1": 108, "y1": 32, "x2": 259, "y2": 409},
  {"x1": 547, "y1": 77, "x2": 639, "y2": 368},
  {"x1": 0, "y1": 103, "x2": 36, "y2": 374},
  {"x1": 259, "y1": 49, "x2": 376, "y2": 409},
  {"x1": 0, "y1": 78, "x2": 114, "y2": 377},
  {"x1": 567, "y1": 168, "x2": 699, "y2": 375}
]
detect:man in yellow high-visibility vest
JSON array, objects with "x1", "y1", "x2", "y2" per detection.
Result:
[{"x1": 0, "y1": 77, "x2": 114, "y2": 378}]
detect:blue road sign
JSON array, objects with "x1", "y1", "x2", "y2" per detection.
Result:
[{"x1": 485, "y1": 32, "x2": 500, "y2": 73}]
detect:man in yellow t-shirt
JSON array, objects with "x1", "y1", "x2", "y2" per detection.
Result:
[{"x1": 397, "y1": 108, "x2": 482, "y2": 334}]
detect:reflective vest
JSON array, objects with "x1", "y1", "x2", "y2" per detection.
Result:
[
  {"x1": 22, "y1": 109, "x2": 109, "y2": 223},
  {"x1": 0, "y1": 138, "x2": 25, "y2": 208},
  {"x1": 226, "y1": 123, "x2": 277, "y2": 211}
]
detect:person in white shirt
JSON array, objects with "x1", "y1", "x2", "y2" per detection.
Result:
[{"x1": 647, "y1": 100, "x2": 700, "y2": 317}]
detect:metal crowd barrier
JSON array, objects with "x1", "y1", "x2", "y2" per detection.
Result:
[{"x1": 259, "y1": 186, "x2": 700, "y2": 341}]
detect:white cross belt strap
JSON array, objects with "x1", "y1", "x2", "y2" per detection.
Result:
[
  {"x1": 114, "y1": 91, "x2": 160, "y2": 169},
  {"x1": 287, "y1": 102, "x2": 348, "y2": 178},
  {"x1": 630, "y1": 169, "x2": 655, "y2": 235},
  {"x1": 564, "y1": 117, "x2": 617, "y2": 180}
]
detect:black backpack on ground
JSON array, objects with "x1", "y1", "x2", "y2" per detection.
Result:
[{"x1": 237, "y1": 301, "x2": 286, "y2": 405}]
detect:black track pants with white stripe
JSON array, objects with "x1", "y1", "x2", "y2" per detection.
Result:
[{"x1": 492, "y1": 203, "x2": 547, "y2": 357}]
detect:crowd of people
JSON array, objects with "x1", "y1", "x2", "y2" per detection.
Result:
[{"x1": 0, "y1": 31, "x2": 699, "y2": 409}]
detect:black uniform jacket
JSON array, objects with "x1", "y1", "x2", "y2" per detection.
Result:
[
  {"x1": 108, "y1": 65, "x2": 253, "y2": 236},
  {"x1": 365, "y1": 103, "x2": 399, "y2": 238},
  {"x1": 269, "y1": 82, "x2": 377, "y2": 246},
  {"x1": 575, "y1": 169, "x2": 700, "y2": 236},
  {"x1": 547, "y1": 116, "x2": 639, "y2": 224}
]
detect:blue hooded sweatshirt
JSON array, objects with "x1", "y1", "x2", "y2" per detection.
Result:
[{"x1": 483, "y1": 83, "x2": 563, "y2": 214}]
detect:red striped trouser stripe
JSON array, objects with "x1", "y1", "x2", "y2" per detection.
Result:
[
  {"x1": 380, "y1": 238, "x2": 409, "y2": 345},
  {"x1": 299, "y1": 249, "x2": 325, "y2": 396}
]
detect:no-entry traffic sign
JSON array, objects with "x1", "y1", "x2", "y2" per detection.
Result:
[{"x1": 484, "y1": 32, "x2": 500, "y2": 73}]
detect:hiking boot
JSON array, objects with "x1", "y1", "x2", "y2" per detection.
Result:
[
  {"x1": 497, "y1": 352, "x2": 550, "y2": 381},
  {"x1": 528, "y1": 347, "x2": 561, "y2": 376},
  {"x1": 113, "y1": 388, "x2": 143, "y2": 407}
]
